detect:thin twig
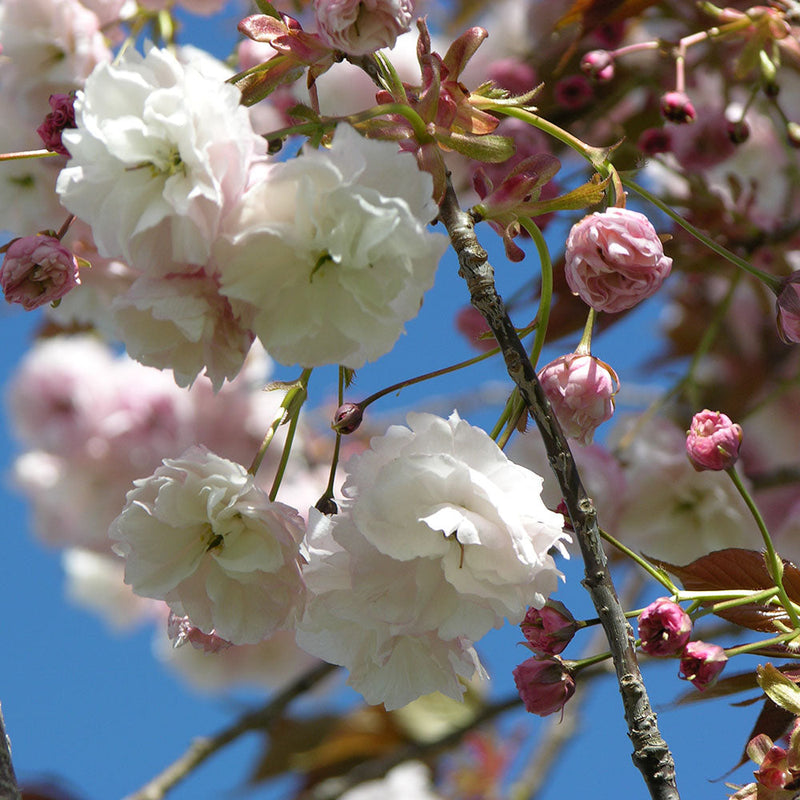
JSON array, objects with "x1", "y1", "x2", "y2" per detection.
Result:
[
  {"x1": 437, "y1": 177, "x2": 680, "y2": 800},
  {"x1": 305, "y1": 695, "x2": 522, "y2": 800},
  {"x1": 0, "y1": 702, "x2": 22, "y2": 800},
  {"x1": 123, "y1": 662, "x2": 337, "y2": 800}
]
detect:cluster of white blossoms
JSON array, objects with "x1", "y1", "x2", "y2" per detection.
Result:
[
  {"x1": 99, "y1": 410, "x2": 569, "y2": 708},
  {"x1": 3, "y1": 17, "x2": 570, "y2": 711},
  {"x1": 296, "y1": 412, "x2": 569, "y2": 709},
  {"x1": 52, "y1": 45, "x2": 448, "y2": 384}
]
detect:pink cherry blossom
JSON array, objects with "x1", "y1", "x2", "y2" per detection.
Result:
[
  {"x1": 564, "y1": 207, "x2": 672, "y2": 313},
  {"x1": 313, "y1": 0, "x2": 414, "y2": 56},
  {"x1": 678, "y1": 640, "x2": 727, "y2": 691},
  {"x1": 513, "y1": 656, "x2": 576, "y2": 716},
  {"x1": 1, "y1": 234, "x2": 80, "y2": 310},
  {"x1": 538, "y1": 353, "x2": 619, "y2": 445},
  {"x1": 520, "y1": 600, "x2": 578, "y2": 656},
  {"x1": 637, "y1": 598, "x2": 692, "y2": 657},
  {"x1": 685, "y1": 409, "x2": 743, "y2": 471}
]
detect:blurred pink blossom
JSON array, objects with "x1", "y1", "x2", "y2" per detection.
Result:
[
  {"x1": 776, "y1": 272, "x2": 800, "y2": 343},
  {"x1": 313, "y1": 0, "x2": 413, "y2": 55}
]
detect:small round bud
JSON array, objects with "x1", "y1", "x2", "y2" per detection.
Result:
[
  {"x1": 513, "y1": 656, "x2": 576, "y2": 716},
  {"x1": 332, "y1": 402, "x2": 363, "y2": 434},
  {"x1": 786, "y1": 122, "x2": 800, "y2": 149},
  {"x1": 679, "y1": 640, "x2": 727, "y2": 691},
  {"x1": 726, "y1": 118, "x2": 750, "y2": 144},
  {"x1": 580, "y1": 49, "x2": 615, "y2": 82},
  {"x1": 685, "y1": 410, "x2": 743, "y2": 471},
  {"x1": 660, "y1": 91, "x2": 696, "y2": 124},
  {"x1": 520, "y1": 600, "x2": 579, "y2": 655},
  {"x1": 637, "y1": 598, "x2": 692, "y2": 656}
]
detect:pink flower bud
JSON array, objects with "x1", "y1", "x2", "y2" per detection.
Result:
[
  {"x1": 678, "y1": 640, "x2": 727, "y2": 691},
  {"x1": 313, "y1": 0, "x2": 413, "y2": 56},
  {"x1": 685, "y1": 410, "x2": 743, "y2": 471},
  {"x1": 580, "y1": 50, "x2": 614, "y2": 82},
  {"x1": 753, "y1": 742, "x2": 793, "y2": 790},
  {"x1": 564, "y1": 208, "x2": 672, "y2": 314},
  {"x1": 332, "y1": 402, "x2": 364, "y2": 434},
  {"x1": 726, "y1": 118, "x2": 750, "y2": 144},
  {"x1": 637, "y1": 598, "x2": 692, "y2": 656},
  {"x1": 36, "y1": 93, "x2": 77, "y2": 156},
  {"x1": 513, "y1": 656, "x2": 576, "y2": 716},
  {"x1": 167, "y1": 612, "x2": 232, "y2": 654},
  {"x1": 776, "y1": 272, "x2": 800, "y2": 343},
  {"x1": 520, "y1": 600, "x2": 578, "y2": 656},
  {"x1": 660, "y1": 91, "x2": 696, "y2": 124},
  {"x1": 1, "y1": 235, "x2": 80, "y2": 311},
  {"x1": 538, "y1": 353, "x2": 619, "y2": 445}
]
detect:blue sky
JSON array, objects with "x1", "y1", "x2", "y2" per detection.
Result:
[{"x1": 0, "y1": 3, "x2": 772, "y2": 799}]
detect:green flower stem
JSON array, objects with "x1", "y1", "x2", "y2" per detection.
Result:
[
  {"x1": 598, "y1": 527, "x2": 679, "y2": 593},
  {"x1": 568, "y1": 649, "x2": 614, "y2": 672},
  {"x1": 493, "y1": 217, "x2": 554, "y2": 449},
  {"x1": 317, "y1": 367, "x2": 347, "y2": 509},
  {"x1": 358, "y1": 338, "x2": 516, "y2": 411},
  {"x1": 727, "y1": 466, "x2": 800, "y2": 629},
  {"x1": 724, "y1": 631, "x2": 800, "y2": 658},
  {"x1": 269, "y1": 403, "x2": 303, "y2": 502},
  {"x1": 484, "y1": 105, "x2": 625, "y2": 204},
  {"x1": 622, "y1": 176, "x2": 783, "y2": 293},
  {"x1": 682, "y1": 588, "x2": 782, "y2": 621},
  {"x1": 517, "y1": 216, "x2": 553, "y2": 369},
  {"x1": 0, "y1": 149, "x2": 57, "y2": 161},
  {"x1": 680, "y1": 271, "x2": 740, "y2": 408},
  {"x1": 248, "y1": 368, "x2": 311, "y2": 481},
  {"x1": 263, "y1": 102, "x2": 431, "y2": 147}
]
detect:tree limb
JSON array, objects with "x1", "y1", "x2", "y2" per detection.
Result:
[
  {"x1": 437, "y1": 177, "x2": 681, "y2": 800},
  {"x1": 0, "y1": 702, "x2": 22, "y2": 800}
]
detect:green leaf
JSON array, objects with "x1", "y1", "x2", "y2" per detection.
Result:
[
  {"x1": 439, "y1": 132, "x2": 515, "y2": 163},
  {"x1": 253, "y1": 0, "x2": 281, "y2": 18},
  {"x1": 757, "y1": 663, "x2": 800, "y2": 716}
]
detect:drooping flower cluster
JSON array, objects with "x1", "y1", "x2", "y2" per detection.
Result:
[{"x1": 296, "y1": 412, "x2": 569, "y2": 709}]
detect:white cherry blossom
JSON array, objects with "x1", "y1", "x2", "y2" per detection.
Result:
[
  {"x1": 215, "y1": 124, "x2": 449, "y2": 369},
  {"x1": 110, "y1": 446, "x2": 307, "y2": 644},
  {"x1": 296, "y1": 412, "x2": 568, "y2": 709},
  {"x1": 56, "y1": 45, "x2": 267, "y2": 271}
]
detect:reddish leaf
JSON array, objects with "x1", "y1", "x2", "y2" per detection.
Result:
[{"x1": 650, "y1": 549, "x2": 800, "y2": 633}]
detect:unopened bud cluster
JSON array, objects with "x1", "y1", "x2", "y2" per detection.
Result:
[{"x1": 637, "y1": 598, "x2": 727, "y2": 691}]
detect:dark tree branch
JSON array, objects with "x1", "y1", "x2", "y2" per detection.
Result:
[
  {"x1": 0, "y1": 702, "x2": 22, "y2": 800},
  {"x1": 123, "y1": 662, "x2": 337, "y2": 800},
  {"x1": 437, "y1": 177, "x2": 680, "y2": 800}
]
